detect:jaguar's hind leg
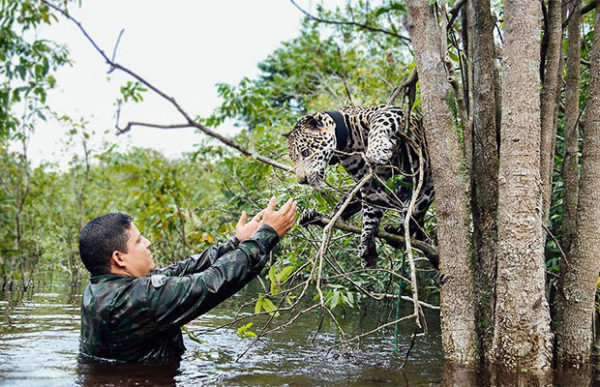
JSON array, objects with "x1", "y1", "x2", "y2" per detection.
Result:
[{"x1": 359, "y1": 204, "x2": 385, "y2": 267}]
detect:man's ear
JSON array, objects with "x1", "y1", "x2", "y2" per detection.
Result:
[{"x1": 111, "y1": 251, "x2": 126, "y2": 268}]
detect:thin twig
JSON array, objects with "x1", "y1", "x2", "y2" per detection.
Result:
[
  {"x1": 402, "y1": 138, "x2": 424, "y2": 329},
  {"x1": 108, "y1": 29, "x2": 125, "y2": 73},
  {"x1": 315, "y1": 171, "x2": 376, "y2": 306},
  {"x1": 336, "y1": 46, "x2": 354, "y2": 106},
  {"x1": 400, "y1": 326, "x2": 419, "y2": 368},
  {"x1": 543, "y1": 223, "x2": 568, "y2": 266},
  {"x1": 329, "y1": 313, "x2": 417, "y2": 349},
  {"x1": 288, "y1": 0, "x2": 410, "y2": 42}
]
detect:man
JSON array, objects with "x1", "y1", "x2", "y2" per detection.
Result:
[{"x1": 78, "y1": 196, "x2": 297, "y2": 362}]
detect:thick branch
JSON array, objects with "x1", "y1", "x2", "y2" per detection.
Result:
[
  {"x1": 305, "y1": 214, "x2": 439, "y2": 263},
  {"x1": 447, "y1": 0, "x2": 467, "y2": 29}
]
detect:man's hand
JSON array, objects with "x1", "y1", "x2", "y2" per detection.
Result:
[
  {"x1": 235, "y1": 210, "x2": 264, "y2": 242},
  {"x1": 261, "y1": 196, "x2": 298, "y2": 238}
]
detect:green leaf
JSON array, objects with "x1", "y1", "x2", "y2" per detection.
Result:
[
  {"x1": 275, "y1": 265, "x2": 294, "y2": 283},
  {"x1": 261, "y1": 297, "x2": 280, "y2": 317},
  {"x1": 236, "y1": 322, "x2": 256, "y2": 339},
  {"x1": 255, "y1": 295, "x2": 263, "y2": 314}
]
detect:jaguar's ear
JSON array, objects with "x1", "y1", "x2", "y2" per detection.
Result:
[
  {"x1": 306, "y1": 115, "x2": 323, "y2": 129},
  {"x1": 282, "y1": 131, "x2": 291, "y2": 139}
]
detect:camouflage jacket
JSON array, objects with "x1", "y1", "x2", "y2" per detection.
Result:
[{"x1": 79, "y1": 225, "x2": 279, "y2": 362}]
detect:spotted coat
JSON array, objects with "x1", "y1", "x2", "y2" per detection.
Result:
[{"x1": 287, "y1": 105, "x2": 434, "y2": 267}]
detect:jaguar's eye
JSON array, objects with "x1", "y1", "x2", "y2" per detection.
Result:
[{"x1": 301, "y1": 149, "x2": 311, "y2": 158}]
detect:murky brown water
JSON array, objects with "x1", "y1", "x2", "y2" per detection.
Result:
[{"x1": 0, "y1": 274, "x2": 598, "y2": 386}]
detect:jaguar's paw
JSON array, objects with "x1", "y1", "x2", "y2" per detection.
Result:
[
  {"x1": 298, "y1": 208, "x2": 327, "y2": 227},
  {"x1": 359, "y1": 239, "x2": 378, "y2": 268}
]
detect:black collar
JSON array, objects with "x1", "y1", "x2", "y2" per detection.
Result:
[{"x1": 325, "y1": 110, "x2": 349, "y2": 150}]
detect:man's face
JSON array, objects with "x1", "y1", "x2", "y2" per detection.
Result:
[{"x1": 120, "y1": 223, "x2": 155, "y2": 277}]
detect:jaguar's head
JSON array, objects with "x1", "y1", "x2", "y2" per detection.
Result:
[{"x1": 286, "y1": 112, "x2": 337, "y2": 187}]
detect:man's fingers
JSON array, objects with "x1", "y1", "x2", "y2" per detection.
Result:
[
  {"x1": 251, "y1": 209, "x2": 265, "y2": 223},
  {"x1": 265, "y1": 196, "x2": 277, "y2": 214},
  {"x1": 237, "y1": 211, "x2": 247, "y2": 227},
  {"x1": 275, "y1": 198, "x2": 295, "y2": 215},
  {"x1": 281, "y1": 198, "x2": 294, "y2": 211},
  {"x1": 284, "y1": 200, "x2": 298, "y2": 217}
]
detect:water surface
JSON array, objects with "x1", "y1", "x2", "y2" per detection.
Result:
[{"x1": 0, "y1": 274, "x2": 597, "y2": 386}]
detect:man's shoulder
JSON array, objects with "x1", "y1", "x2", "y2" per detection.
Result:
[{"x1": 84, "y1": 274, "x2": 149, "y2": 308}]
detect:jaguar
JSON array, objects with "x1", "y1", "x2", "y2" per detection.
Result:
[{"x1": 286, "y1": 105, "x2": 434, "y2": 268}]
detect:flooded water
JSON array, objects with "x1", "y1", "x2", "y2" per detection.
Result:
[{"x1": 0, "y1": 274, "x2": 598, "y2": 386}]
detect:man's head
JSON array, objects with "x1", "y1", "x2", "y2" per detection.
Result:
[{"x1": 79, "y1": 213, "x2": 155, "y2": 277}]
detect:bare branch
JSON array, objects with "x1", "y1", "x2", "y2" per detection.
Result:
[
  {"x1": 289, "y1": 0, "x2": 411, "y2": 42},
  {"x1": 314, "y1": 171, "x2": 376, "y2": 306},
  {"x1": 447, "y1": 0, "x2": 467, "y2": 29},
  {"x1": 116, "y1": 121, "x2": 193, "y2": 134},
  {"x1": 387, "y1": 68, "x2": 418, "y2": 105},
  {"x1": 336, "y1": 46, "x2": 354, "y2": 106},
  {"x1": 563, "y1": 0, "x2": 597, "y2": 28},
  {"x1": 43, "y1": 0, "x2": 293, "y2": 173},
  {"x1": 329, "y1": 313, "x2": 417, "y2": 349},
  {"x1": 108, "y1": 29, "x2": 124, "y2": 73}
]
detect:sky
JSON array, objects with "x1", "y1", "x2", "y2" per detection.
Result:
[{"x1": 30, "y1": 0, "x2": 336, "y2": 167}]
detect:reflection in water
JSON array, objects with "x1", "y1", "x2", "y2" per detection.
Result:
[
  {"x1": 76, "y1": 357, "x2": 180, "y2": 387},
  {"x1": 441, "y1": 362, "x2": 596, "y2": 387},
  {"x1": 0, "y1": 274, "x2": 599, "y2": 386}
]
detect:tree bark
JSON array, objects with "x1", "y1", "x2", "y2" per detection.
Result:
[
  {"x1": 471, "y1": 0, "x2": 499, "y2": 362},
  {"x1": 560, "y1": 0, "x2": 581, "y2": 256},
  {"x1": 540, "y1": 0, "x2": 564, "y2": 227},
  {"x1": 491, "y1": 0, "x2": 553, "y2": 370},
  {"x1": 406, "y1": 0, "x2": 477, "y2": 365},
  {"x1": 555, "y1": 4, "x2": 600, "y2": 367},
  {"x1": 461, "y1": 2, "x2": 474, "y2": 173}
]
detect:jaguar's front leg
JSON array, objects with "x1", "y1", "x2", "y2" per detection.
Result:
[
  {"x1": 359, "y1": 204, "x2": 385, "y2": 268},
  {"x1": 298, "y1": 208, "x2": 329, "y2": 227},
  {"x1": 299, "y1": 190, "x2": 365, "y2": 228},
  {"x1": 366, "y1": 114, "x2": 397, "y2": 165}
]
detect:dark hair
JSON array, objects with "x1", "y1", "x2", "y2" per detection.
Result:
[{"x1": 79, "y1": 213, "x2": 133, "y2": 276}]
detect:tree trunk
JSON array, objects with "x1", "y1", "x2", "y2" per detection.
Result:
[
  {"x1": 491, "y1": 0, "x2": 553, "y2": 370},
  {"x1": 555, "y1": 4, "x2": 600, "y2": 367},
  {"x1": 560, "y1": 0, "x2": 581, "y2": 256},
  {"x1": 471, "y1": 0, "x2": 499, "y2": 362},
  {"x1": 461, "y1": 2, "x2": 474, "y2": 172},
  {"x1": 406, "y1": 0, "x2": 477, "y2": 365},
  {"x1": 540, "y1": 0, "x2": 563, "y2": 227}
]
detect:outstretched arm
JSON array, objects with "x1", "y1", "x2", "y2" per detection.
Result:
[{"x1": 153, "y1": 210, "x2": 266, "y2": 277}]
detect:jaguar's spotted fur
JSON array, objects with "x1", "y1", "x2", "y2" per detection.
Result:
[{"x1": 287, "y1": 105, "x2": 434, "y2": 267}]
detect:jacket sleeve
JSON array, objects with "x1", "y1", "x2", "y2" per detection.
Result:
[
  {"x1": 151, "y1": 236, "x2": 241, "y2": 277},
  {"x1": 143, "y1": 225, "x2": 279, "y2": 331}
]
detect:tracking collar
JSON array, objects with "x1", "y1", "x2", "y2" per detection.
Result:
[{"x1": 325, "y1": 110, "x2": 349, "y2": 150}]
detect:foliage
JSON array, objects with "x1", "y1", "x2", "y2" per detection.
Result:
[{"x1": 236, "y1": 322, "x2": 257, "y2": 339}]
